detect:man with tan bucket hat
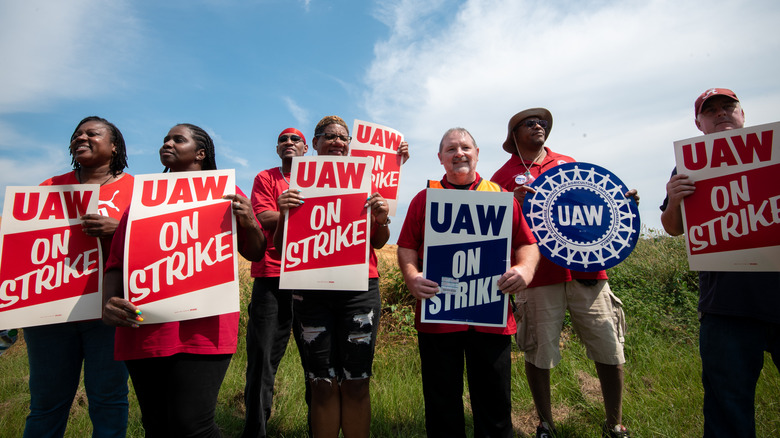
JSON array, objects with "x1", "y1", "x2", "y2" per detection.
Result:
[{"x1": 492, "y1": 108, "x2": 635, "y2": 438}]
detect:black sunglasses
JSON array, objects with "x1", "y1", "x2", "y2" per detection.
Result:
[
  {"x1": 278, "y1": 134, "x2": 303, "y2": 143},
  {"x1": 522, "y1": 119, "x2": 549, "y2": 129}
]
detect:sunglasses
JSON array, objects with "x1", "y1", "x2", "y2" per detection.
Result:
[
  {"x1": 521, "y1": 119, "x2": 549, "y2": 129},
  {"x1": 278, "y1": 134, "x2": 303, "y2": 143},
  {"x1": 315, "y1": 133, "x2": 352, "y2": 143}
]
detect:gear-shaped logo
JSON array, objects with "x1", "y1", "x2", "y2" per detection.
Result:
[{"x1": 522, "y1": 162, "x2": 640, "y2": 271}]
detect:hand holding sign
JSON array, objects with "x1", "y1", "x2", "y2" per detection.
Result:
[
  {"x1": 80, "y1": 213, "x2": 119, "y2": 238},
  {"x1": 365, "y1": 192, "x2": 390, "y2": 226},
  {"x1": 102, "y1": 269, "x2": 143, "y2": 329},
  {"x1": 277, "y1": 189, "x2": 305, "y2": 214},
  {"x1": 279, "y1": 156, "x2": 373, "y2": 291},
  {"x1": 405, "y1": 272, "x2": 439, "y2": 300},
  {"x1": 496, "y1": 264, "x2": 533, "y2": 295},
  {"x1": 673, "y1": 121, "x2": 780, "y2": 271},
  {"x1": 398, "y1": 141, "x2": 410, "y2": 164},
  {"x1": 350, "y1": 120, "x2": 406, "y2": 216}
]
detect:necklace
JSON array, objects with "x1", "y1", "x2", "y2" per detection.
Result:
[
  {"x1": 518, "y1": 148, "x2": 545, "y2": 177},
  {"x1": 514, "y1": 148, "x2": 545, "y2": 186},
  {"x1": 77, "y1": 168, "x2": 114, "y2": 186},
  {"x1": 278, "y1": 167, "x2": 290, "y2": 185}
]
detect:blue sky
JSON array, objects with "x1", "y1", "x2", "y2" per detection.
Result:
[{"x1": 2, "y1": 0, "x2": 779, "y2": 241}]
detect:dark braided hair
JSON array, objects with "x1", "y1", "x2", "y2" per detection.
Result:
[
  {"x1": 70, "y1": 116, "x2": 128, "y2": 176},
  {"x1": 163, "y1": 123, "x2": 218, "y2": 172}
]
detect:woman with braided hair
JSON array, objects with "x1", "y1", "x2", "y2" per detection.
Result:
[
  {"x1": 24, "y1": 115, "x2": 133, "y2": 438},
  {"x1": 102, "y1": 123, "x2": 265, "y2": 437}
]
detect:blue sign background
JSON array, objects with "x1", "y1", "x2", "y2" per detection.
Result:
[{"x1": 424, "y1": 238, "x2": 508, "y2": 325}]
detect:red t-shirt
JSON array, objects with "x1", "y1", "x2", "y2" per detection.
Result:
[
  {"x1": 491, "y1": 148, "x2": 608, "y2": 285},
  {"x1": 250, "y1": 166, "x2": 380, "y2": 279},
  {"x1": 41, "y1": 171, "x2": 134, "y2": 262},
  {"x1": 396, "y1": 174, "x2": 536, "y2": 335},
  {"x1": 249, "y1": 167, "x2": 287, "y2": 278},
  {"x1": 105, "y1": 186, "x2": 252, "y2": 361}
]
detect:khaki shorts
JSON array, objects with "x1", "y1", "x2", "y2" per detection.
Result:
[{"x1": 514, "y1": 280, "x2": 626, "y2": 369}]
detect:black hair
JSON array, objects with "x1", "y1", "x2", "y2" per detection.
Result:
[
  {"x1": 163, "y1": 123, "x2": 218, "y2": 172},
  {"x1": 70, "y1": 116, "x2": 128, "y2": 176}
]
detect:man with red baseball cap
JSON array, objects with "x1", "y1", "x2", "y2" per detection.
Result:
[
  {"x1": 661, "y1": 89, "x2": 780, "y2": 438},
  {"x1": 242, "y1": 128, "x2": 310, "y2": 438}
]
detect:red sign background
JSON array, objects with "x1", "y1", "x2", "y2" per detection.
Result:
[{"x1": 126, "y1": 203, "x2": 235, "y2": 305}]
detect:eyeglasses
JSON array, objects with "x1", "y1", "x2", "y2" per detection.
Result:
[
  {"x1": 315, "y1": 133, "x2": 352, "y2": 143},
  {"x1": 521, "y1": 119, "x2": 549, "y2": 129},
  {"x1": 278, "y1": 134, "x2": 302, "y2": 143}
]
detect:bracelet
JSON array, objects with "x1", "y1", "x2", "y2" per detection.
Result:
[{"x1": 378, "y1": 217, "x2": 391, "y2": 227}]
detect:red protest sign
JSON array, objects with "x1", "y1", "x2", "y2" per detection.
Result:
[
  {"x1": 125, "y1": 170, "x2": 240, "y2": 323},
  {"x1": 126, "y1": 204, "x2": 235, "y2": 305},
  {"x1": 280, "y1": 156, "x2": 372, "y2": 291},
  {"x1": 674, "y1": 121, "x2": 780, "y2": 271},
  {"x1": 284, "y1": 193, "x2": 368, "y2": 272},
  {"x1": 0, "y1": 186, "x2": 101, "y2": 329},
  {"x1": 350, "y1": 120, "x2": 404, "y2": 216}
]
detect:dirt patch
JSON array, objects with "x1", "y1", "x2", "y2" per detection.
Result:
[
  {"x1": 578, "y1": 370, "x2": 603, "y2": 405},
  {"x1": 513, "y1": 405, "x2": 577, "y2": 437}
]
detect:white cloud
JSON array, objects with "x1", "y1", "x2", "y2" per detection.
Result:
[
  {"x1": 283, "y1": 96, "x2": 310, "y2": 128},
  {"x1": 362, "y1": 0, "x2": 780, "y2": 233},
  {"x1": 0, "y1": 0, "x2": 141, "y2": 113}
]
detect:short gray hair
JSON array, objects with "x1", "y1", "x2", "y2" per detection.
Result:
[{"x1": 439, "y1": 127, "x2": 477, "y2": 152}]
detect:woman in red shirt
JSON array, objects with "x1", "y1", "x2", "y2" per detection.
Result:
[
  {"x1": 102, "y1": 123, "x2": 265, "y2": 437},
  {"x1": 24, "y1": 116, "x2": 133, "y2": 437}
]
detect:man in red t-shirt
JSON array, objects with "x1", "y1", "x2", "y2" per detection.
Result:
[
  {"x1": 398, "y1": 127, "x2": 539, "y2": 437},
  {"x1": 492, "y1": 108, "x2": 636, "y2": 438},
  {"x1": 242, "y1": 128, "x2": 309, "y2": 438}
]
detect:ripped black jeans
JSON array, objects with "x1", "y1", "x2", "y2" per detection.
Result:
[{"x1": 292, "y1": 278, "x2": 381, "y2": 381}]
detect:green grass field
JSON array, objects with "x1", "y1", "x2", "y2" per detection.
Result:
[{"x1": 1, "y1": 234, "x2": 778, "y2": 437}]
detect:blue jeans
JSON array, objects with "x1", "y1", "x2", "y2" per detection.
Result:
[
  {"x1": 417, "y1": 330, "x2": 513, "y2": 438},
  {"x1": 700, "y1": 313, "x2": 780, "y2": 438},
  {"x1": 241, "y1": 277, "x2": 309, "y2": 438},
  {"x1": 23, "y1": 320, "x2": 129, "y2": 438}
]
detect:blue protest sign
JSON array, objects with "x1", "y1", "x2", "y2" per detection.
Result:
[
  {"x1": 422, "y1": 189, "x2": 513, "y2": 327},
  {"x1": 522, "y1": 162, "x2": 640, "y2": 271}
]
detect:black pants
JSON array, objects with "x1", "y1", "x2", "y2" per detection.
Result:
[
  {"x1": 418, "y1": 330, "x2": 513, "y2": 438},
  {"x1": 242, "y1": 277, "x2": 309, "y2": 438},
  {"x1": 126, "y1": 353, "x2": 232, "y2": 438}
]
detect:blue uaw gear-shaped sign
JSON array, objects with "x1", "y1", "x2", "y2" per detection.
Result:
[{"x1": 522, "y1": 162, "x2": 640, "y2": 271}]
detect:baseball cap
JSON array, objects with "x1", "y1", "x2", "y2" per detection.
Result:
[{"x1": 695, "y1": 88, "x2": 739, "y2": 118}]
